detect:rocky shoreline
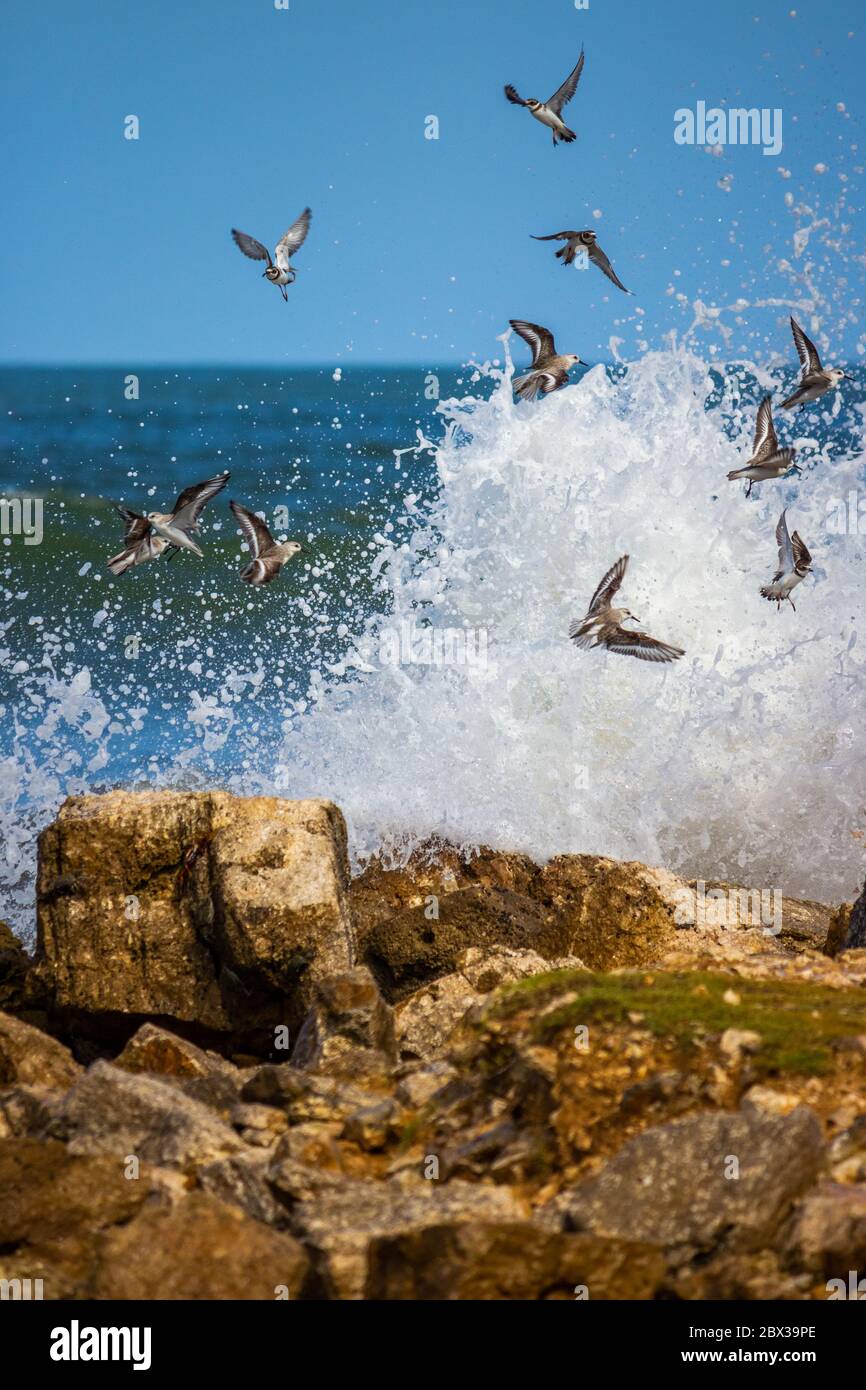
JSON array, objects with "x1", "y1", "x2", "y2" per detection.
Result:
[{"x1": 2, "y1": 789, "x2": 866, "y2": 1300}]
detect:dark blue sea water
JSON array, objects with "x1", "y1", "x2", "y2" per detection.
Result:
[{"x1": 0, "y1": 365, "x2": 473, "y2": 764}]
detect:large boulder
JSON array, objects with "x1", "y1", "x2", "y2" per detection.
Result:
[
  {"x1": 290, "y1": 1175, "x2": 527, "y2": 1299},
  {"x1": 0, "y1": 1137, "x2": 153, "y2": 1298},
  {"x1": 353, "y1": 846, "x2": 691, "y2": 994},
  {"x1": 91, "y1": 1192, "x2": 310, "y2": 1300},
  {"x1": 565, "y1": 1104, "x2": 826, "y2": 1254},
  {"x1": 366, "y1": 1222, "x2": 666, "y2": 1300},
  {"x1": 34, "y1": 791, "x2": 355, "y2": 1040},
  {"x1": 47, "y1": 1060, "x2": 244, "y2": 1169}
]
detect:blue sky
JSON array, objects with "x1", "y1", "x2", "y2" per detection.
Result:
[{"x1": 1, "y1": 0, "x2": 863, "y2": 365}]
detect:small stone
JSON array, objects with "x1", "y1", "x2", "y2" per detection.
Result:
[{"x1": 719, "y1": 1028, "x2": 762, "y2": 1061}]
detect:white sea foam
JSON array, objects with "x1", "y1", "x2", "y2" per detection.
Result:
[{"x1": 267, "y1": 340, "x2": 866, "y2": 903}]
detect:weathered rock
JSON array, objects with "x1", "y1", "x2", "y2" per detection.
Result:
[
  {"x1": 0, "y1": 1010, "x2": 81, "y2": 1090},
  {"x1": 825, "y1": 901, "x2": 854, "y2": 957},
  {"x1": 115, "y1": 1022, "x2": 227, "y2": 1079},
  {"x1": 684, "y1": 879, "x2": 834, "y2": 953},
  {"x1": 114, "y1": 1023, "x2": 242, "y2": 1112},
  {"x1": 354, "y1": 845, "x2": 747, "y2": 992},
  {"x1": 395, "y1": 947, "x2": 582, "y2": 1060},
  {"x1": 290, "y1": 1175, "x2": 526, "y2": 1299},
  {"x1": 198, "y1": 1151, "x2": 288, "y2": 1226},
  {"x1": 394, "y1": 1060, "x2": 457, "y2": 1109},
  {"x1": 91, "y1": 1192, "x2": 310, "y2": 1300},
  {"x1": 35, "y1": 790, "x2": 355, "y2": 1039},
  {"x1": 366, "y1": 1222, "x2": 666, "y2": 1300},
  {"x1": 268, "y1": 1123, "x2": 349, "y2": 1204},
  {"x1": 229, "y1": 1102, "x2": 288, "y2": 1148},
  {"x1": 0, "y1": 1137, "x2": 152, "y2": 1298},
  {"x1": 341, "y1": 1099, "x2": 403, "y2": 1152},
  {"x1": 841, "y1": 877, "x2": 866, "y2": 951},
  {"x1": 828, "y1": 1113, "x2": 866, "y2": 1182},
  {"x1": 671, "y1": 1250, "x2": 811, "y2": 1301},
  {"x1": 241, "y1": 1065, "x2": 376, "y2": 1126},
  {"x1": 0, "y1": 922, "x2": 30, "y2": 1012},
  {"x1": 0, "y1": 1085, "x2": 53, "y2": 1139},
  {"x1": 48, "y1": 1060, "x2": 243, "y2": 1169},
  {"x1": 292, "y1": 967, "x2": 396, "y2": 1076},
  {"x1": 785, "y1": 1183, "x2": 866, "y2": 1277},
  {"x1": 566, "y1": 1105, "x2": 826, "y2": 1254}
]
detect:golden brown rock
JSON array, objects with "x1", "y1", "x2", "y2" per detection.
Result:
[
  {"x1": 35, "y1": 791, "x2": 355, "y2": 1036},
  {"x1": 0, "y1": 1010, "x2": 81, "y2": 1091}
]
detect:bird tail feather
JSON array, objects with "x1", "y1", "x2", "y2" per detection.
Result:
[{"x1": 513, "y1": 372, "x2": 540, "y2": 401}]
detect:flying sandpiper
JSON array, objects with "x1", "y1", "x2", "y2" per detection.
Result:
[
  {"x1": 143, "y1": 472, "x2": 230, "y2": 559},
  {"x1": 760, "y1": 509, "x2": 812, "y2": 611},
  {"x1": 108, "y1": 473, "x2": 228, "y2": 574},
  {"x1": 782, "y1": 316, "x2": 846, "y2": 409},
  {"x1": 107, "y1": 507, "x2": 168, "y2": 576},
  {"x1": 230, "y1": 501, "x2": 303, "y2": 585},
  {"x1": 504, "y1": 50, "x2": 585, "y2": 146},
  {"x1": 531, "y1": 229, "x2": 632, "y2": 294},
  {"x1": 231, "y1": 209, "x2": 312, "y2": 301},
  {"x1": 727, "y1": 396, "x2": 799, "y2": 497},
  {"x1": 568, "y1": 554, "x2": 685, "y2": 663},
  {"x1": 509, "y1": 320, "x2": 585, "y2": 400}
]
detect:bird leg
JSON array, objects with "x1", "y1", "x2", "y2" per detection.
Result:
[
  {"x1": 280, "y1": 286, "x2": 288, "y2": 302},
  {"x1": 745, "y1": 480, "x2": 753, "y2": 497}
]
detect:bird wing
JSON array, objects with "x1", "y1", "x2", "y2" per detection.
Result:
[
  {"x1": 537, "y1": 368, "x2": 569, "y2": 394},
  {"x1": 115, "y1": 505, "x2": 152, "y2": 544},
  {"x1": 547, "y1": 49, "x2": 585, "y2": 115},
  {"x1": 230, "y1": 500, "x2": 274, "y2": 558},
  {"x1": 791, "y1": 530, "x2": 812, "y2": 568},
  {"x1": 752, "y1": 396, "x2": 778, "y2": 458},
  {"x1": 231, "y1": 229, "x2": 272, "y2": 266},
  {"x1": 601, "y1": 625, "x2": 685, "y2": 663},
  {"x1": 775, "y1": 509, "x2": 794, "y2": 574},
  {"x1": 504, "y1": 85, "x2": 528, "y2": 106},
  {"x1": 171, "y1": 472, "x2": 231, "y2": 531},
  {"x1": 790, "y1": 316, "x2": 822, "y2": 375},
  {"x1": 509, "y1": 319, "x2": 555, "y2": 365},
  {"x1": 274, "y1": 208, "x2": 312, "y2": 270},
  {"x1": 587, "y1": 240, "x2": 631, "y2": 294},
  {"x1": 531, "y1": 232, "x2": 578, "y2": 242},
  {"x1": 587, "y1": 554, "x2": 629, "y2": 616}
]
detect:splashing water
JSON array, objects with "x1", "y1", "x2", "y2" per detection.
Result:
[
  {"x1": 2, "y1": 346, "x2": 865, "y2": 944},
  {"x1": 264, "y1": 342, "x2": 866, "y2": 903}
]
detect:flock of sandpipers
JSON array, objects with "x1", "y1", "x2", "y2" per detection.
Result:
[{"x1": 108, "y1": 49, "x2": 851, "y2": 654}]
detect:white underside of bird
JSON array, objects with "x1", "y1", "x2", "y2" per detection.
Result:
[{"x1": 146, "y1": 516, "x2": 204, "y2": 556}]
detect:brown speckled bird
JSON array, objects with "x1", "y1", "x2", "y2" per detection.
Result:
[{"x1": 509, "y1": 320, "x2": 585, "y2": 400}]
